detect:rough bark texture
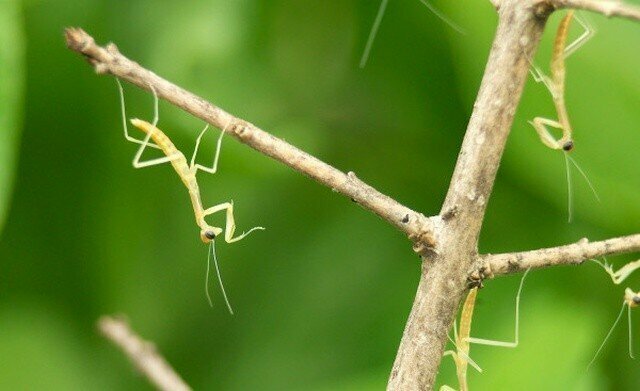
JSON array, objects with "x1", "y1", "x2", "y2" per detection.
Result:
[{"x1": 485, "y1": 233, "x2": 640, "y2": 275}]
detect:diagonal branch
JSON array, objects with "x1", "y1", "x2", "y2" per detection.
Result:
[
  {"x1": 98, "y1": 316, "x2": 191, "y2": 391},
  {"x1": 483, "y1": 233, "x2": 640, "y2": 276},
  {"x1": 550, "y1": 0, "x2": 640, "y2": 22},
  {"x1": 64, "y1": 28, "x2": 435, "y2": 251}
]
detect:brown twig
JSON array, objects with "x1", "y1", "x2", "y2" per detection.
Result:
[
  {"x1": 63, "y1": 28, "x2": 436, "y2": 253},
  {"x1": 551, "y1": 0, "x2": 640, "y2": 22},
  {"x1": 483, "y1": 233, "x2": 640, "y2": 275},
  {"x1": 98, "y1": 316, "x2": 191, "y2": 391}
]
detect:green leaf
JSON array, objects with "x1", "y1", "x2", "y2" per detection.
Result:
[{"x1": 0, "y1": 0, "x2": 24, "y2": 235}]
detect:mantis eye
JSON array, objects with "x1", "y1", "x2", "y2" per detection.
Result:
[
  {"x1": 205, "y1": 231, "x2": 216, "y2": 240},
  {"x1": 562, "y1": 141, "x2": 574, "y2": 151},
  {"x1": 633, "y1": 295, "x2": 640, "y2": 305}
]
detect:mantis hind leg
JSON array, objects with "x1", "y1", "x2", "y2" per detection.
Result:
[
  {"x1": 465, "y1": 269, "x2": 531, "y2": 349},
  {"x1": 127, "y1": 84, "x2": 181, "y2": 168},
  {"x1": 591, "y1": 258, "x2": 640, "y2": 285},
  {"x1": 202, "y1": 201, "x2": 265, "y2": 243},
  {"x1": 190, "y1": 121, "x2": 229, "y2": 175},
  {"x1": 132, "y1": 141, "x2": 180, "y2": 168},
  {"x1": 564, "y1": 13, "x2": 595, "y2": 59},
  {"x1": 116, "y1": 78, "x2": 160, "y2": 150}
]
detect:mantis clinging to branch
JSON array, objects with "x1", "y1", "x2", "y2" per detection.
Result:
[
  {"x1": 440, "y1": 287, "x2": 482, "y2": 391},
  {"x1": 589, "y1": 258, "x2": 640, "y2": 368},
  {"x1": 441, "y1": 269, "x2": 530, "y2": 391},
  {"x1": 116, "y1": 79, "x2": 264, "y2": 314},
  {"x1": 529, "y1": 10, "x2": 599, "y2": 222},
  {"x1": 588, "y1": 287, "x2": 640, "y2": 369}
]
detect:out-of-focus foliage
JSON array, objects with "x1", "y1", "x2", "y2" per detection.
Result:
[
  {"x1": 0, "y1": 0, "x2": 639, "y2": 389},
  {"x1": 0, "y1": 0, "x2": 24, "y2": 234}
]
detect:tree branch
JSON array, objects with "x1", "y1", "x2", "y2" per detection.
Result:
[
  {"x1": 64, "y1": 28, "x2": 436, "y2": 252},
  {"x1": 482, "y1": 233, "x2": 640, "y2": 276},
  {"x1": 98, "y1": 316, "x2": 191, "y2": 391},
  {"x1": 388, "y1": 1, "x2": 550, "y2": 389},
  {"x1": 550, "y1": 0, "x2": 640, "y2": 22}
]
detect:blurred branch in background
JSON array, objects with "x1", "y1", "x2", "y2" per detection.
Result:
[
  {"x1": 63, "y1": 27, "x2": 436, "y2": 254},
  {"x1": 98, "y1": 316, "x2": 191, "y2": 391}
]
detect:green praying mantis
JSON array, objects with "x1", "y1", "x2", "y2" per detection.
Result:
[
  {"x1": 528, "y1": 10, "x2": 599, "y2": 222},
  {"x1": 116, "y1": 79, "x2": 264, "y2": 314},
  {"x1": 440, "y1": 270, "x2": 529, "y2": 391},
  {"x1": 589, "y1": 258, "x2": 640, "y2": 368},
  {"x1": 529, "y1": 10, "x2": 640, "y2": 369},
  {"x1": 441, "y1": 10, "x2": 613, "y2": 389}
]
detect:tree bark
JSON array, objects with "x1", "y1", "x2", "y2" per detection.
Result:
[{"x1": 387, "y1": 1, "x2": 551, "y2": 389}]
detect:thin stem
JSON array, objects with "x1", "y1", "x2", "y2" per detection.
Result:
[{"x1": 485, "y1": 234, "x2": 640, "y2": 276}]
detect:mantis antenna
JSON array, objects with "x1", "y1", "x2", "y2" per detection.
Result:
[
  {"x1": 588, "y1": 288, "x2": 640, "y2": 369},
  {"x1": 359, "y1": 0, "x2": 465, "y2": 69},
  {"x1": 206, "y1": 240, "x2": 234, "y2": 314},
  {"x1": 116, "y1": 78, "x2": 264, "y2": 312}
]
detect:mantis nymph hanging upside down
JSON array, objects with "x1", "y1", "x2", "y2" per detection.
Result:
[
  {"x1": 529, "y1": 10, "x2": 599, "y2": 222},
  {"x1": 116, "y1": 79, "x2": 264, "y2": 314},
  {"x1": 589, "y1": 258, "x2": 640, "y2": 368}
]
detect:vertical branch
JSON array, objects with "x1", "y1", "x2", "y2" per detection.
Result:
[{"x1": 388, "y1": 1, "x2": 550, "y2": 389}]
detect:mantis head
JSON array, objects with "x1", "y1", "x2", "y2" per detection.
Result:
[
  {"x1": 562, "y1": 140, "x2": 574, "y2": 152},
  {"x1": 200, "y1": 226, "x2": 223, "y2": 244},
  {"x1": 625, "y1": 288, "x2": 640, "y2": 308}
]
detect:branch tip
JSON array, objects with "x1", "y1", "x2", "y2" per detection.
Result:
[{"x1": 64, "y1": 27, "x2": 92, "y2": 52}]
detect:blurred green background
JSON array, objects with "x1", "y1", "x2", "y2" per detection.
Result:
[{"x1": 1, "y1": 0, "x2": 639, "y2": 389}]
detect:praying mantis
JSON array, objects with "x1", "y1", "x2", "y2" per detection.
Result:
[
  {"x1": 531, "y1": 9, "x2": 640, "y2": 369},
  {"x1": 589, "y1": 258, "x2": 640, "y2": 368},
  {"x1": 440, "y1": 11, "x2": 615, "y2": 389},
  {"x1": 116, "y1": 79, "x2": 264, "y2": 314},
  {"x1": 441, "y1": 270, "x2": 529, "y2": 391},
  {"x1": 528, "y1": 10, "x2": 599, "y2": 222}
]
